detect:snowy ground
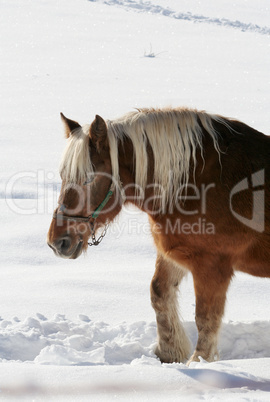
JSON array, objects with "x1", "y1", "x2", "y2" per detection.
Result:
[{"x1": 0, "y1": 0, "x2": 270, "y2": 400}]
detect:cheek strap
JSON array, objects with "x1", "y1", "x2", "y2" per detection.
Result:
[{"x1": 91, "y1": 184, "x2": 114, "y2": 219}]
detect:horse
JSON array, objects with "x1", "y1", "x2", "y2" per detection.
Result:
[{"x1": 47, "y1": 107, "x2": 270, "y2": 364}]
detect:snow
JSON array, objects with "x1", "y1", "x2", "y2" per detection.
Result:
[
  {"x1": 1, "y1": 314, "x2": 270, "y2": 365},
  {"x1": 0, "y1": 0, "x2": 270, "y2": 400},
  {"x1": 98, "y1": 0, "x2": 270, "y2": 34}
]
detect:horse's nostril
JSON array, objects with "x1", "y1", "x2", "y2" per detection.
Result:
[
  {"x1": 48, "y1": 236, "x2": 73, "y2": 256},
  {"x1": 58, "y1": 237, "x2": 71, "y2": 253},
  {"x1": 49, "y1": 236, "x2": 71, "y2": 255}
]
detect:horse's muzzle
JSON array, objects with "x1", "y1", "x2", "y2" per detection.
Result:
[{"x1": 48, "y1": 236, "x2": 83, "y2": 259}]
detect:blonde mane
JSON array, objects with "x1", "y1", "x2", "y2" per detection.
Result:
[
  {"x1": 60, "y1": 107, "x2": 223, "y2": 205},
  {"x1": 59, "y1": 125, "x2": 93, "y2": 184},
  {"x1": 107, "y1": 107, "x2": 222, "y2": 205}
]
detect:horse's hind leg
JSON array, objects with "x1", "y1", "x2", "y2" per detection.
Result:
[
  {"x1": 188, "y1": 256, "x2": 233, "y2": 364},
  {"x1": 150, "y1": 253, "x2": 190, "y2": 363}
]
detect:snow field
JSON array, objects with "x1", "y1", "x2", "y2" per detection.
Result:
[{"x1": 0, "y1": 0, "x2": 270, "y2": 400}]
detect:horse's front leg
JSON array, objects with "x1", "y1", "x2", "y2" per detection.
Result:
[
  {"x1": 150, "y1": 253, "x2": 190, "y2": 363},
  {"x1": 188, "y1": 256, "x2": 233, "y2": 364}
]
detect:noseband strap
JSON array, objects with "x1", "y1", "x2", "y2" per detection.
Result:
[
  {"x1": 52, "y1": 214, "x2": 90, "y2": 223},
  {"x1": 53, "y1": 183, "x2": 114, "y2": 246}
]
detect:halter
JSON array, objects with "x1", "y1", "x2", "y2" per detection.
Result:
[{"x1": 53, "y1": 183, "x2": 114, "y2": 246}]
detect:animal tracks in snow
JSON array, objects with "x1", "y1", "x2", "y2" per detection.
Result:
[{"x1": 90, "y1": 0, "x2": 270, "y2": 35}]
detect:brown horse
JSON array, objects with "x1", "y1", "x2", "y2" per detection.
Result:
[{"x1": 47, "y1": 107, "x2": 270, "y2": 364}]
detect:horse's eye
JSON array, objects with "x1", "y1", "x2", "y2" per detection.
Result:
[
  {"x1": 59, "y1": 204, "x2": 66, "y2": 212},
  {"x1": 84, "y1": 177, "x2": 94, "y2": 185}
]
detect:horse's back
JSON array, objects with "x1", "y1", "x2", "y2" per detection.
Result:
[{"x1": 215, "y1": 118, "x2": 270, "y2": 165}]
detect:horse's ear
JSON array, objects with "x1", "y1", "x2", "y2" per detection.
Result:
[
  {"x1": 89, "y1": 115, "x2": 108, "y2": 150},
  {"x1": 60, "y1": 113, "x2": 81, "y2": 138}
]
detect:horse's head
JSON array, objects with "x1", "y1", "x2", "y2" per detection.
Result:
[{"x1": 47, "y1": 113, "x2": 120, "y2": 259}]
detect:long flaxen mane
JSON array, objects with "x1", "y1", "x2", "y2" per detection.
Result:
[{"x1": 60, "y1": 107, "x2": 225, "y2": 206}]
